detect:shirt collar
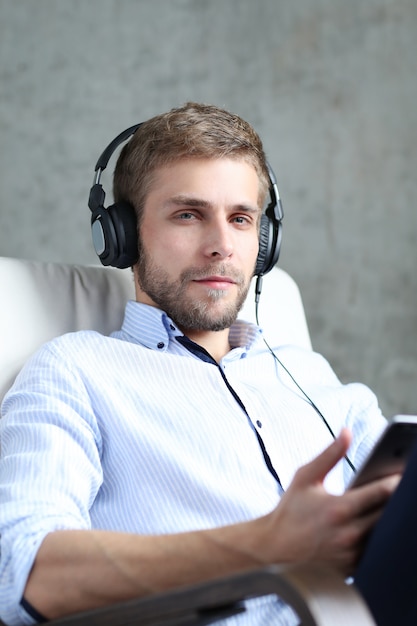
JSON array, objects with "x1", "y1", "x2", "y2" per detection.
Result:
[{"x1": 116, "y1": 300, "x2": 262, "y2": 352}]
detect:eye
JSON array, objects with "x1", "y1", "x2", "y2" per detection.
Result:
[
  {"x1": 177, "y1": 212, "x2": 196, "y2": 220},
  {"x1": 232, "y1": 215, "x2": 252, "y2": 226}
]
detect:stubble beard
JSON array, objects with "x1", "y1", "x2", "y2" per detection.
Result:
[{"x1": 135, "y1": 249, "x2": 252, "y2": 332}]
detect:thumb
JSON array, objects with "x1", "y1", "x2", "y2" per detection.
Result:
[{"x1": 296, "y1": 428, "x2": 352, "y2": 486}]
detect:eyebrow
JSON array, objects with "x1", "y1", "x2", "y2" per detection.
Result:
[{"x1": 164, "y1": 195, "x2": 260, "y2": 214}]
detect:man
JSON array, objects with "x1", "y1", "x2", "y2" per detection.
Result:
[{"x1": 0, "y1": 103, "x2": 397, "y2": 625}]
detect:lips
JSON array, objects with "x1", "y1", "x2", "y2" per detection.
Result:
[
  {"x1": 194, "y1": 276, "x2": 237, "y2": 289},
  {"x1": 181, "y1": 264, "x2": 244, "y2": 289},
  {"x1": 196, "y1": 275, "x2": 236, "y2": 284}
]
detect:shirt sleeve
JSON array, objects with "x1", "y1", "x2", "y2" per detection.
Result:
[{"x1": 0, "y1": 341, "x2": 103, "y2": 626}]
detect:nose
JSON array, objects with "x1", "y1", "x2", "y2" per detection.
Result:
[{"x1": 203, "y1": 218, "x2": 234, "y2": 259}]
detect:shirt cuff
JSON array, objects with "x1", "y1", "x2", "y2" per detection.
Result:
[{"x1": 20, "y1": 597, "x2": 48, "y2": 624}]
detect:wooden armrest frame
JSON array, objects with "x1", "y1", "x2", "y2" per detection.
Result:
[{"x1": 42, "y1": 565, "x2": 375, "y2": 626}]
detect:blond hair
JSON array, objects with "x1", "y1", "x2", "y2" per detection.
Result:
[{"x1": 113, "y1": 102, "x2": 269, "y2": 223}]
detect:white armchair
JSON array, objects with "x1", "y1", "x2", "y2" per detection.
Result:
[
  {"x1": 0, "y1": 257, "x2": 374, "y2": 626},
  {"x1": 0, "y1": 257, "x2": 311, "y2": 402}
]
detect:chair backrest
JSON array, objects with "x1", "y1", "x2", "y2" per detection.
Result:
[{"x1": 0, "y1": 257, "x2": 311, "y2": 402}]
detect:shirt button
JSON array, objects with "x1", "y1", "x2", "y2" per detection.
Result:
[
  {"x1": 157, "y1": 342, "x2": 165, "y2": 349},
  {"x1": 256, "y1": 420, "x2": 262, "y2": 428}
]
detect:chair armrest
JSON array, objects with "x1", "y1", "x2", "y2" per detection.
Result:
[{"x1": 45, "y1": 564, "x2": 375, "y2": 626}]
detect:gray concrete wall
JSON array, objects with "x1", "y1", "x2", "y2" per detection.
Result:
[{"x1": 1, "y1": 0, "x2": 416, "y2": 418}]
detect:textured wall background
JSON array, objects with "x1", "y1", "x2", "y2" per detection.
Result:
[{"x1": 1, "y1": 0, "x2": 416, "y2": 417}]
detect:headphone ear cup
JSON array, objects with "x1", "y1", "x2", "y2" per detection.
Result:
[
  {"x1": 91, "y1": 201, "x2": 138, "y2": 269},
  {"x1": 107, "y1": 201, "x2": 138, "y2": 268},
  {"x1": 255, "y1": 214, "x2": 272, "y2": 276},
  {"x1": 254, "y1": 213, "x2": 283, "y2": 276}
]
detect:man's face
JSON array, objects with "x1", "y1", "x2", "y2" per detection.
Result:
[{"x1": 134, "y1": 158, "x2": 261, "y2": 333}]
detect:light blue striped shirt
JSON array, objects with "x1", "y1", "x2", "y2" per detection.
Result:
[{"x1": 0, "y1": 301, "x2": 386, "y2": 625}]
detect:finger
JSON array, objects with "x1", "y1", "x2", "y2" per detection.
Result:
[
  {"x1": 347, "y1": 473, "x2": 401, "y2": 516},
  {"x1": 341, "y1": 508, "x2": 385, "y2": 571},
  {"x1": 296, "y1": 428, "x2": 352, "y2": 486}
]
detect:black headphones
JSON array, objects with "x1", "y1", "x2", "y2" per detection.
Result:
[{"x1": 88, "y1": 123, "x2": 284, "y2": 274}]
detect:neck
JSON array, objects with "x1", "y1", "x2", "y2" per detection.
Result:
[{"x1": 182, "y1": 328, "x2": 231, "y2": 363}]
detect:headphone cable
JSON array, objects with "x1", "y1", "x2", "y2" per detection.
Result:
[{"x1": 254, "y1": 290, "x2": 356, "y2": 474}]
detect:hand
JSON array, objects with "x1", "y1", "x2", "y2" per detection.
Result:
[{"x1": 257, "y1": 429, "x2": 400, "y2": 575}]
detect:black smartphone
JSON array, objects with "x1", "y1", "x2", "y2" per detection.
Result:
[{"x1": 349, "y1": 415, "x2": 417, "y2": 488}]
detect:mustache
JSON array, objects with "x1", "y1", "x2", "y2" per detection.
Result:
[{"x1": 179, "y1": 263, "x2": 246, "y2": 286}]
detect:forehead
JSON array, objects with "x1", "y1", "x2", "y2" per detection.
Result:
[{"x1": 145, "y1": 157, "x2": 263, "y2": 208}]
